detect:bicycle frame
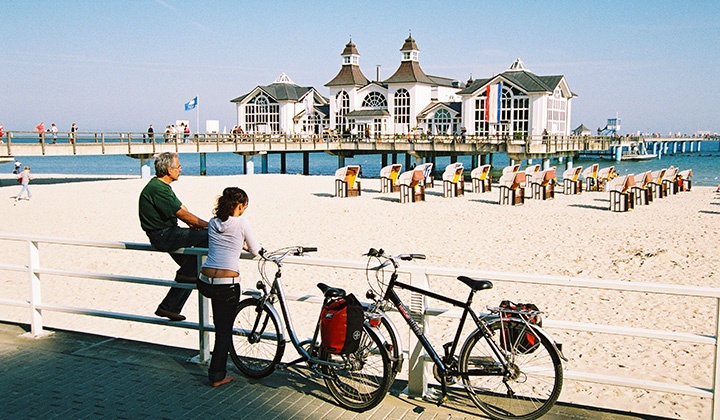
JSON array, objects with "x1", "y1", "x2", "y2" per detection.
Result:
[
  {"x1": 253, "y1": 260, "x2": 341, "y2": 370},
  {"x1": 382, "y1": 270, "x2": 511, "y2": 379}
]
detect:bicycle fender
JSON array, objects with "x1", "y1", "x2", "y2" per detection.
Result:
[
  {"x1": 464, "y1": 318, "x2": 567, "y2": 363},
  {"x1": 364, "y1": 322, "x2": 388, "y2": 346},
  {"x1": 378, "y1": 313, "x2": 404, "y2": 373},
  {"x1": 531, "y1": 325, "x2": 568, "y2": 362},
  {"x1": 261, "y1": 299, "x2": 288, "y2": 343},
  {"x1": 380, "y1": 312, "x2": 404, "y2": 354}
]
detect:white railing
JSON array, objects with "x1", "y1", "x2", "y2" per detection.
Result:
[{"x1": 0, "y1": 233, "x2": 718, "y2": 419}]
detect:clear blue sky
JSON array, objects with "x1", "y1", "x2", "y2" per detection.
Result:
[{"x1": 2, "y1": 0, "x2": 718, "y2": 135}]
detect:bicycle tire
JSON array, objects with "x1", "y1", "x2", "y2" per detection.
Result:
[
  {"x1": 321, "y1": 324, "x2": 393, "y2": 412},
  {"x1": 459, "y1": 318, "x2": 563, "y2": 420},
  {"x1": 230, "y1": 298, "x2": 285, "y2": 379}
]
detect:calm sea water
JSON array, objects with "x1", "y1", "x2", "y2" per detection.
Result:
[{"x1": 6, "y1": 141, "x2": 720, "y2": 186}]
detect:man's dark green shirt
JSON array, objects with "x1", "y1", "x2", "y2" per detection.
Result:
[{"x1": 138, "y1": 177, "x2": 183, "y2": 232}]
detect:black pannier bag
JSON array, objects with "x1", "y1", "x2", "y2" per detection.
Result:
[
  {"x1": 498, "y1": 300, "x2": 542, "y2": 354},
  {"x1": 320, "y1": 293, "x2": 364, "y2": 354}
]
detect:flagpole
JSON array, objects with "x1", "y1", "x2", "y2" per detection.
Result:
[{"x1": 196, "y1": 95, "x2": 199, "y2": 134}]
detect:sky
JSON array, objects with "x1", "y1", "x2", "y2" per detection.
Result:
[{"x1": 2, "y1": 1, "x2": 719, "y2": 135}]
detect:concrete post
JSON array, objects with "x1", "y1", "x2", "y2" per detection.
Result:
[
  {"x1": 338, "y1": 154, "x2": 346, "y2": 168},
  {"x1": 197, "y1": 254, "x2": 210, "y2": 364},
  {"x1": 27, "y1": 241, "x2": 50, "y2": 337},
  {"x1": 140, "y1": 158, "x2": 152, "y2": 179},
  {"x1": 565, "y1": 157, "x2": 574, "y2": 170},
  {"x1": 543, "y1": 158, "x2": 551, "y2": 170},
  {"x1": 407, "y1": 269, "x2": 430, "y2": 398},
  {"x1": 199, "y1": 153, "x2": 206, "y2": 176},
  {"x1": 261, "y1": 153, "x2": 268, "y2": 173}
]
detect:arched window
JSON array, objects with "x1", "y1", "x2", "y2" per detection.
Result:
[
  {"x1": 245, "y1": 94, "x2": 280, "y2": 133},
  {"x1": 473, "y1": 84, "x2": 528, "y2": 137},
  {"x1": 432, "y1": 109, "x2": 452, "y2": 135},
  {"x1": 362, "y1": 92, "x2": 387, "y2": 108},
  {"x1": 394, "y1": 89, "x2": 410, "y2": 133},
  {"x1": 335, "y1": 91, "x2": 350, "y2": 131}
]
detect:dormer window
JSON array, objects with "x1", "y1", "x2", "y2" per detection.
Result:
[
  {"x1": 351, "y1": 56, "x2": 358, "y2": 65},
  {"x1": 411, "y1": 52, "x2": 418, "y2": 61},
  {"x1": 344, "y1": 56, "x2": 350, "y2": 64},
  {"x1": 403, "y1": 52, "x2": 410, "y2": 60}
]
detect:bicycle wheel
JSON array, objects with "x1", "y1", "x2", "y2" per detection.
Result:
[
  {"x1": 321, "y1": 324, "x2": 392, "y2": 412},
  {"x1": 230, "y1": 298, "x2": 285, "y2": 379},
  {"x1": 459, "y1": 319, "x2": 563, "y2": 420}
]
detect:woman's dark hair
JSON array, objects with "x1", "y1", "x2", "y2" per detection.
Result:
[{"x1": 214, "y1": 187, "x2": 248, "y2": 222}]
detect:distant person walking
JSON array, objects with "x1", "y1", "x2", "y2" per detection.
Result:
[
  {"x1": 0, "y1": 122, "x2": 4, "y2": 143},
  {"x1": 35, "y1": 122, "x2": 45, "y2": 143},
  {"x1": 146, "y1": 124, "x2": 154, "y2": 143},
  {"x1": 50, "y1": 123, "x2": 58, "y2": 144},
  {"x1": 15, "y1": 166, "x2": 32, "y2": 201},
  {"x1": 13, "y1": 160, "x2": 21, "y2": 174},
  {"x1": 138, "y1": 152, "x2": 209, "y2": 321}
]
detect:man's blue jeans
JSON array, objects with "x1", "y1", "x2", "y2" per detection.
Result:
[{"x1": 146, "y1": 226, "x2": 208, "y2": 314}]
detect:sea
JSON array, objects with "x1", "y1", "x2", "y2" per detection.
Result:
[{"x1": 5, "y1": 140, "x2": 720, "y2": 186}]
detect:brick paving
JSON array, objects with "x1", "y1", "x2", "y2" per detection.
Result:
[{"x1": 0, "y1": 321, "x2": 668, "y2": 420}]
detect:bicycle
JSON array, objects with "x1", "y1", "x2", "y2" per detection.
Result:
[
  {"x1": 363, "y1": 248, "x2": 567, "y2": 420},
  {"x1": 229, "y1": 246, "x2": 393, "y2": 412}
]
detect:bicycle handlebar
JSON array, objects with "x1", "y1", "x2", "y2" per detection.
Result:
[{"x1": 365, "y1": 248, "x2": 426, "y2": 264}]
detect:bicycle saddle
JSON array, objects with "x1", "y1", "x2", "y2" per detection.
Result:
[
  {"x1": 317, "y1": 282, "x2": 346, "y2": 298},
  {"x1": 457, "y1": 276, "x2": 493, "y2": 291}
]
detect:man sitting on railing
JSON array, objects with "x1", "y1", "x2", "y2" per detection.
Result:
[{"x1": 139, "y1": 152, "x2": 208, "y2": 321}]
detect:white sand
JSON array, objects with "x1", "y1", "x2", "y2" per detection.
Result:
[{"x1": 1, "y1": 173, "x2": 719, "y2": 418}]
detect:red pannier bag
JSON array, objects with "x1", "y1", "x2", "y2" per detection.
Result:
[
  {"x1": 320, "y1": 293, "x2": 364, "y2": 354},
  {"x1": 498, "y1": 300, "x2": 542, "y2": 354}
]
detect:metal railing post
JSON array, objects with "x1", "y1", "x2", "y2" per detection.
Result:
[
  {"x1": 407, "y1": 269, "x2": 430, "y2": 398},
  {"x1": 27, "y1": 240, "x2": 49, "y2": 337},
  {"x1": 196, "y1": 254, "x2": 211, "y2": 364},
  {"x1": 713, "y1": 297, "x2": 720, "y2": 420}
]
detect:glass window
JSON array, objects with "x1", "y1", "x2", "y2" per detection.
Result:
[
  {"x1": 335, "y1": 91, "x2": 350, "y2": 131},
  {"x1": 394, "y1": 89, "x2": 410, "y2": 133},
  {"x1": 473, "y1": 85, "x2": 528, "y2": 137},
  {"x1": 362, "y1": 92, "x2": 387, "y2": 108},
  {"x1": 433, "y1": 109, "x2": 451, "y2": 135},
  {"x1": 245, "y1": 94, "x2": 279, "y2": 133},
  {"x1": 546, "y1": 88, "x2": 567, "y2": 135}
]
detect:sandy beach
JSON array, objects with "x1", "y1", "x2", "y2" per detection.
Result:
[{"x1": 1, "y1": 172, "x2": 719, "y2": 418}]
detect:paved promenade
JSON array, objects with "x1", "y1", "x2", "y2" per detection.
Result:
[{"x1": 0, "y1": 321, "x2": 668, "y2": 419}]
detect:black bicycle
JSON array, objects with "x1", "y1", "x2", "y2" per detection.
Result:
[
  {"x1": 229, "y1": 246, "x2": 393, "y2": 412},
  {"x1": 363, "y1": 248, "x2": 566, "y2": 420}
]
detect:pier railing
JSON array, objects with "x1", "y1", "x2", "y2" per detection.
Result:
[
  {"x1": 5, "y1": 130, "x2": 709, "y2": 159},
  {"x1": 0, "y1": 232, "x2": 718, "y2": 419}
]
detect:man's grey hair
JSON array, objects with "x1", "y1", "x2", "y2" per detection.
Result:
[{"x1": 154, "y1": 152, "x2": 178, "y2": 177}]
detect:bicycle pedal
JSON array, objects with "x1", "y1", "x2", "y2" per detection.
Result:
[
  {"x1": 276, "y1": 363, "x2": 288, "y2": 370},
  {"x1": 435, "y1": 395, "x2": 448, "y2": 407}
]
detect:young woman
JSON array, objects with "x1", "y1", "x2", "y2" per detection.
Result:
[{"x1": 197, "y1": 187, "x2": 261, "y2": 387}]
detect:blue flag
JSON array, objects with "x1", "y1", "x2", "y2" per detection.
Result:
[{"x1": 185, "y1": 97, "x2": 197, "y2": 111}]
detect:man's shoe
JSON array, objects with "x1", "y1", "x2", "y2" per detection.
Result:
[
  {"x1": 155, "y1": 307, "x2": 186, "y2": 321},
  {"x1": 211, "y1": 376, "x2": 233, "y2": 388}
]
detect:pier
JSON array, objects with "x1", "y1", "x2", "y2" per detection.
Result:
[{"x1": 1, "y1": 131, "x2": 714, "y2": 176}]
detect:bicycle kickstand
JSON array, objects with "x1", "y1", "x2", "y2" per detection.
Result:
[{"x1": 436, "y1": 378, "x2": 448, "y2": 407}]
